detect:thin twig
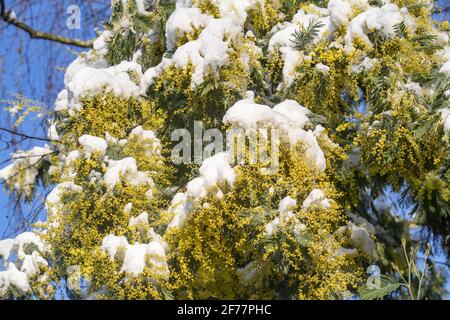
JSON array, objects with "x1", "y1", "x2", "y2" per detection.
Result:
[{"x1": 0, "y1": 127, "x2": 52, "y2": 142}]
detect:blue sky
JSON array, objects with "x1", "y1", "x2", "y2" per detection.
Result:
[{"x1": 0, "y1": 0, "x2": 110, "y2": 237}]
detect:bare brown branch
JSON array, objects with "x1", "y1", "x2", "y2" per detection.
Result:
[{"x1": 0, "y1": 0, "x2": 94, "y2": 48}]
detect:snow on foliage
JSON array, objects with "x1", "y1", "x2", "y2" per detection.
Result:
[
  {"x1": 0, "y1": 232, "x2": 49, "y2": 298},
  {"x1": 0, "y1": 0, "x2": 449, "y2": 299}
]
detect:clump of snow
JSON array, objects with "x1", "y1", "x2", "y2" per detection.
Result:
[
  {"x1": 301, "y1": 189, "x2": 331, "y2": 210},
  {"x1": 129, "y1": 212, "x2": 149, "y2": 229},
  {"x1": 344, "y1": 4, "x2": 416, "y2": 52},
  {"x1": 404, "y1": 81, "x2": 422, "y2": 96},
  {"x1": 0, "y1": 264, "x2": 31, "y2": 297},
  {"x1": 328, "y1": 0, "x2": 369, "y2": 28},
  {"x1": 102, "y1": 235, "x2": 129, "y2": 260},
  {"x1": 104, "y1": 157, "x2": 153, "y2": 190},
  {"x1": 440, "y1": 109, "x2": 450, "y2": 133},
  {"x1": 168, "y1": 152, "x2": 236, "y2": 229},
  {"x1": 129, "y1": 126, "x2": 161, "y2": 157},
  {"x1": 93, "y1": 30, "x2": 112, "y2": 54},
  {"x1": 166, "y1": 192, "x2": 192, "y2": 229},
  {"x1": 48, "y1": 123, "x2": 60, "y2": 141},
  {"x1": 440, "y1": 61, "x2": 450, "y2": 76},
  {"x1": 268, "y1": 10, "x2": 332, "y2": 88},
  {"x1": 349, "y1": 223, "x2": 375, "y2": 257},
  {"x1": 265, "y1": 196, "x2": 303, "y2": 236},
  {"x1": 165, "y1": 7, "x2": 211, "y2": 51},
  {"x1": 237, "y1": 261, "x2": 259, "y2": 284},
  {"x1": 315, "y1": 63, "x2": 330, "y2": 74},
  {"x1": 102, "y1": 234, "x2": 168, "y2": 277},
  {"x1": 0, "y1": 146, "x2": 53, "y2": 196},
  {"x1": 46, "y1": 182, "x2": 83, "y2": 217},
  {"x1": 142, "y1": 0, "x2": 264, "y2": 88},
  {"x1": 209, "y1": 0, "x2": 263, "y2": 26},
  {"x1": 336, "y1": 213, "x2": 376, "y2": 258},
  {"x1": 60, "y1": 58, "x2": 143, "y2": 112},
  {"x1": 124, "y1": 203, "x2": 133, "y2": 214},
  {"x1": 0, "y1": 239, "x2": 15, "y2": 262},
  {"x1": 0, "y1": 232, "x2": 48, "y2": 298},
  {"x1": 224, "y1": 94, "x2": 327, "y2": 171},
  {"x1": 78, "y1": 135, "x2": 108, "y2": 157},
  {"x1": 187, "y1": 152, "x2": 235, "y2": 197},
  {"x1": 350, "y1": 57, "x2": 378, "y2": 73}
]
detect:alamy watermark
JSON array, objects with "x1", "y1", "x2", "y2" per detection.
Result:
[
  {"x1": 171, "y1": 121, "x2": 280, "y2": 173},
  {"x1": 66, "y1": 5, "x2": 81, "y2": 30}
]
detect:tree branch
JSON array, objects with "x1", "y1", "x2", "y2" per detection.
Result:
[
  {"x1": 0, "y1": 127, "x2": 53, "y2": 142},
  {"x1": 0, "y1": 0, "x2": 94, "y2": 48}
]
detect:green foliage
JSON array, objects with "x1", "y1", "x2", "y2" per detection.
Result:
[
  {"x1": 291, "y1": 19, "x2": 325, "y2": 51},
  {"x1": 394, "y1": 21, "x2": 408, "y2": 38},
  {"x1": 358, "y1": 275, "x2": 401, "y2": 300},
  {"x1": 104, "y1": 0, "x2": 175, "y2": 67}
]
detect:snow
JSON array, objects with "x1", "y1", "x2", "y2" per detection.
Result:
[
  {"x1": 315, "y1": 63, "x2": 330, "y2": 74},
  {"x1": 142, "y1": 0, "x2": 264, "y2": 87},
  {"x1": 102, "y1": 235, "x2": 129, "y2": 260},
  {"x1": 124, "y1": 203, "x2": 133, "y2": 214},
  {"x1": 20, "y1": 251, "x2": 48, "y2": 276},
  {"x1": 187, "y1": 152, "x2": 236, "y2": 198},
  {"x1": 278, "y1": 196, "x2": 297, "y2": 214},
  {"x1": 404, "y1": 81, "x2": 422, "y2": 96},
  {"x1": 46, "y1": 182, "x2": 83, "y2": 216},
  {"x1": 102, "y1": 234, "x2": 168, "y2": 277},
  {"x1": 350, "y1": 57, "x2": 378, "y2": 73},
  {"x1": 237, "y1": 261, "x2": 258, "y2": 284},
  {"x1": 7, "y1": 10, "x2": 17, "y2": 20},
  {"x1": 344, "y1": 4, "x2": 416, "y2": 52},
  {"x1": 0, "y1": 264, "x2": 31, "y2": 296},
  {"x1": 265, "y1": 196, "x2": 307, "y2": 236},
  {"x1": 440, "y1": 109, "x2": 450, "y2": 133},
  {"x1": 171, "y1": 17, "x2": 241, "y2": 85},
  {"x1": 279, "y1": 48, "x2": 302, "y2": 89},
  {"x1": 268, "y1": 11, "x2": 330, "y2": 52},
  {"x1": 0, "y1": 146, "x2": 53, "y2": 196},
  {"x1": 335, "y1": 213, "x2": 376, "y2": 258},
  {"x1": 129, "y1": 126, "x2": 161, "y2": 157},
  {"x1": 328, "y1": 0, "x2": 369, "y2": 28},
  {"x1": 0, "y1": 231, "x2": 48, "y2": 297},
  {"x1": 440, "y1": 61, "x2": 450, "y2": 76},
  {"x1": 166, "y1": 192, "x2": 192, "y2": 229},
  {"x1": 349, "y1": 223, "x2": 375, "y2": 257},
  {"x1": 165, "y1": 7, "x2": 211, "y2": 51},
  {"x1": 78, "y1": 135, "x2": 108, "y2": 157},
  {"x1": 301, "y1": 189, "x2": 331, "y2": 210},
  {"x1": 168, "y1": 152, "x2": 236, "y2": 229},
  {"x1": 209, "y1": 0, "x2": 263, "y2": 26},
  {"x1": 224, "y1": 94, "x2": 310, "y2": 131},
  {"x1": 93, "y1": 30, "x2": 112, "y2": 54},
  {"x1": 62, "y1": 58, "x2": 142, "y2": 111},
  {"x1": 267, "y1": 9, "x2": 332, "y2": 88},
  {"x1": 272, "y1": 99, "x2": 311, "y2": 129},
  {"x1": 130, "y1": 126, "x2": 157, "y2": 142},
  {"x1": 223, "y1": 96, "x2": 280, "y2": 130},
  {"x1": 224, "y1": 95, "x2": 326, "y2": 171},
  {"x1": 0, "y1": 239, "x2": 15, "y2": 262},
  {"x1": 14, "y1": 232, "x2": 46, "y2": 260},
  {"x1": 289, "y1": 129, "x2": 327, "y2": 171},
  {"x1": 48, "y1": 123, "x2": 60, "y2": 141},
  {"x1": 129, "y1": 212, "x2": 149, "y2": 228},
  {"x1": 103, "y1": 157, "x2": 153, "y2": 190},
  {"x1": 336, "y1": 247, "x2": 358, "y2": 257},
  {"x1": 122, "y1": 241, "x2": 167, "y2": 276}
]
